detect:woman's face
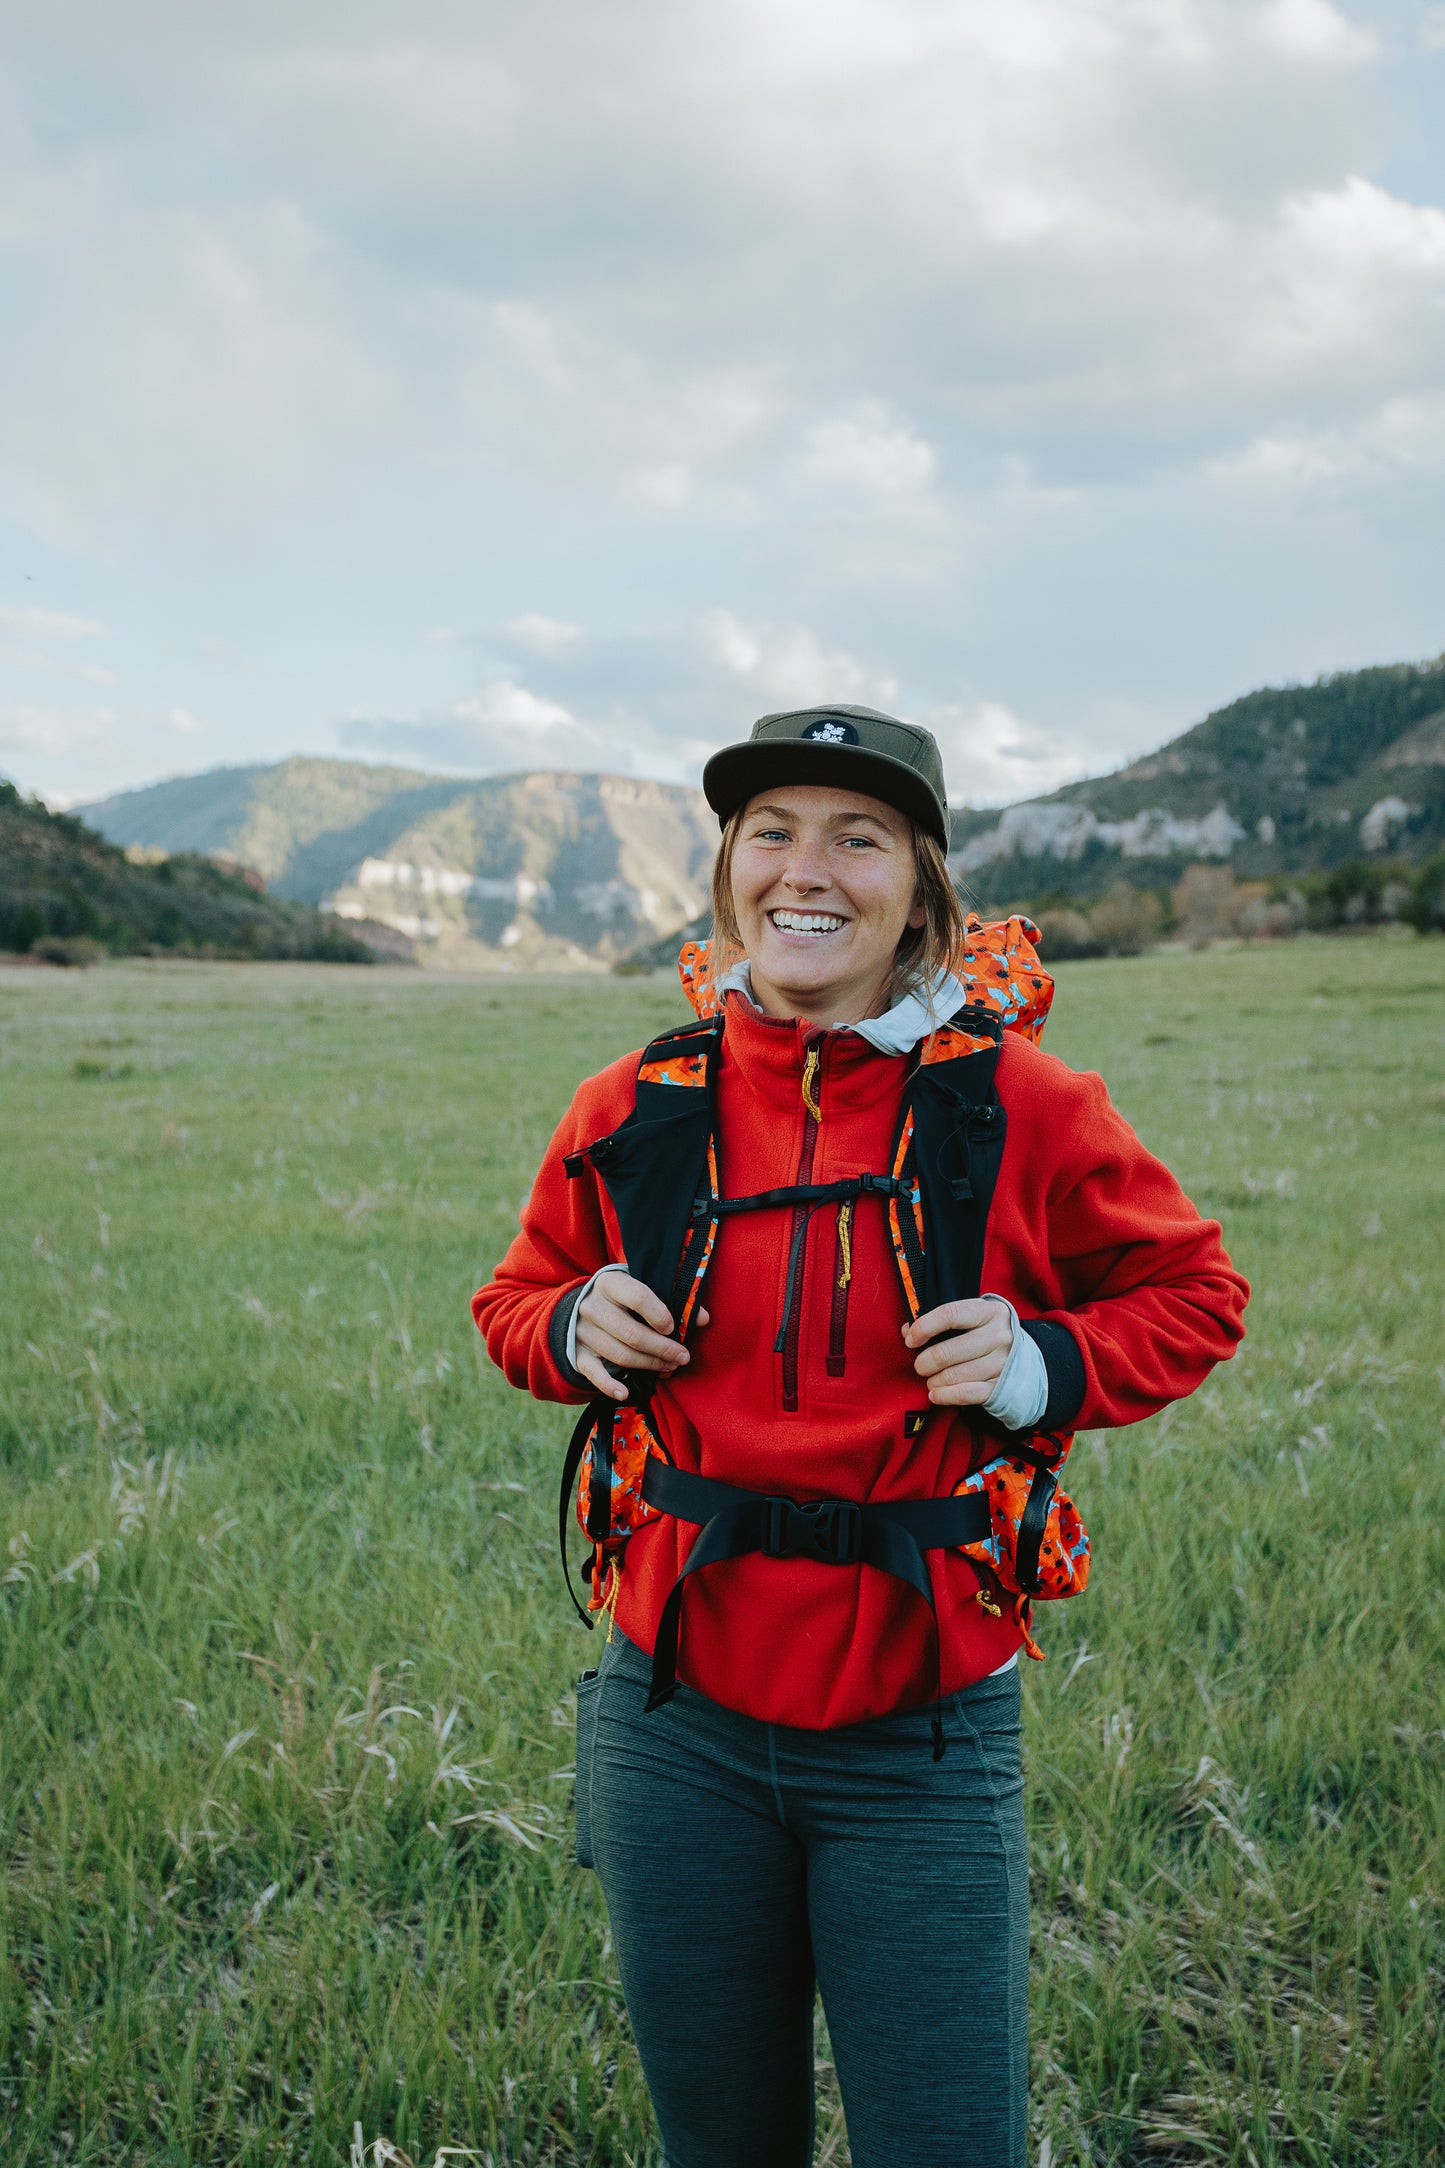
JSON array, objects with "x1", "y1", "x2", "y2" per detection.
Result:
[{"x1": 729, "y1": 783, "x2": 925, "y2": 1024}]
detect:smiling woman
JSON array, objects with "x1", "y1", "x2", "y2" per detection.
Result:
[
  {"x1": 708, "y1": 706, "x2": 967, "y2": 1027},
  {"x1": 711, "y1": 785, "x2": 963, "y2": 1025},
  {"x1": 723, "y1": 786, "x2": 928, "y2": 1016},
  {"x1": 473, "y1": 703, "x2": 1249, "y2": 2168}
]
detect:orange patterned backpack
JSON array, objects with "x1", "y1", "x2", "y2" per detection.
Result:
[{"x1": 559, "y1": 917, "x2": 1091, "y2": 1726}]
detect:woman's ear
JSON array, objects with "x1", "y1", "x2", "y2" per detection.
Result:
[{"x1": 907, "y1": 887, "x2": 927, "y2": 932}]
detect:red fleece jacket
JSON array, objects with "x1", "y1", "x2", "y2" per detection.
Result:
[{"x1": 473, "y1": 992, "x2": 1248, "y2": 1728}]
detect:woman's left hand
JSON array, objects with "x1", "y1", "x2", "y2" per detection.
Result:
[{"x1": 902, "y1": 1297, "x2": 1014, "y2": 1406}]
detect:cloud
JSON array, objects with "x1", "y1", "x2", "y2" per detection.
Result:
[
  {"x1": 0, "y1": 190, "x2": 395, "y2": 539},
  {"x1": 0, "y1": 698, "x2": 214, "y2": 804},
  {"x1": 699, "y1": 610, "x2": 900, "y2": 713},
  {"x1": 798, "y1": 405, "x2": 938, "y2": 496},
  {"x1": 502, "y1": 613, "x2": 583, "y2": 656},
  {"x1": 339, "y1": 682, "x2": 615, "y2": 778},
  {"x1": 1207, "y1": 388, "x2": 1445, "y2": 496},
  {"x1": 0, "y1": 605, "x2": 109, "y2": 642},
  {"x1": 0, "y1": 702, "x2": 117, "y2": 763},
  {"x1": 0, "y1": 1, "x2": 1442, "y2": 807},
  {"x1": 335, "y1": 621, "x2": 1079, "y2": 810},
  {"x1": 925, "y1": 702, "x2": 1093, "y2": 808},
  {"x1": 1256, "y1": 0, "x2": 1378, "y2": 64},
  {"x1": 1282, "y1": 175, "x2": 1445, "y2": 282},
  {"x1": 338, "y1": 609, "x2": 900, "y2": 783}
]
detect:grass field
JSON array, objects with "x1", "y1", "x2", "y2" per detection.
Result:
[{"x1": 1, "y1": 936, "x2": 1442, "y2": 2167}]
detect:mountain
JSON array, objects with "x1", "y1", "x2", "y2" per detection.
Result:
[
  {"x1": 77, "y1": 655, "x2": 1445, "y2": 966},
  {"x1": 81, "y1": 760, "x2": 718, "y2": 970},
  {"x1": 951, "y1": 656, "x2": 1445, "y2": 909},
  {"x1": 0, "y1": 783, "x2": 371, "y2": 962}
]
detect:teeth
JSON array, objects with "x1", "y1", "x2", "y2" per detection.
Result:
[{"x1": 771, "y1": 910, "x2": 845, "y2": 934}]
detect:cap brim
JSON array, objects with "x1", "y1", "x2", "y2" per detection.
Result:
[{"x1": 702, "y1": 739, "x2": 949, "y2": 848}]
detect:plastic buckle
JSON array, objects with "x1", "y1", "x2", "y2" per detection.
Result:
[
  {"x1": 761, "y1": 1496, "x2": 791, "y2": 1558},
  {"x1": 813, "y1": 1500, "x2": 862, "y2": 1566},
  {"x1": 760, "y1": 1496, "x2": 861, "y2": 1566}
]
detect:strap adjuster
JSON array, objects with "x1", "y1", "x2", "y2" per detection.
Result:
[{"x1": 759, "y1": 1495, "x2": 861, "y2": 1567}]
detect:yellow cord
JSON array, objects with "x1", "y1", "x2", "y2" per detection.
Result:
[
  {"x1": 603, "y1": 1555, "x2": 622, "y2": 1643},
  {"x1": 801, "y1": 1046, "x2": 821, "y2": 1121},
  {"x1": 836, "y1": 1201, "x2": 852, "y2": 1289}
]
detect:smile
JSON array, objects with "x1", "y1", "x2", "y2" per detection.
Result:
[{"x1": 769, "y1": 910, "x2": 847, "y2": 937}]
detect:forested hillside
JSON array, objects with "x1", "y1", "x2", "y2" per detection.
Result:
[
  {"x1": 0, "y1": 785, "x2": 370, "y2": 962},
  {"x1": 954, "y1": 656, "x2": 1445, "y2": 909}
]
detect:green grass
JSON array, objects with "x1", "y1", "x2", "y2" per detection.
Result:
[{"x1": 0, "y1": 939, "x2": 1442, "y2": 2166}]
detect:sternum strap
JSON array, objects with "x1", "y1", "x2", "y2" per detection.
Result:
[{"x1": 711, "y1": 1172, "x2": 902, "y2": 1218}]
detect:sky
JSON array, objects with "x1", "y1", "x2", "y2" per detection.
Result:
[{"x1": 2, "y1": 0, "x2": 1443, "y2": 811}]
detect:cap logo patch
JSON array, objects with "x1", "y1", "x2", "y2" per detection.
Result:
[{"x1": 804, "y1": 718, "x2": 859, "y2": 744}]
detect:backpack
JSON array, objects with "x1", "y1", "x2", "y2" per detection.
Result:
[{"x1": 559, "y1": 915, "x2": 1091, "y2": 1729}]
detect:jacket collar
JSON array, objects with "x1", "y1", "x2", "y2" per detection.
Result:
[{"x1": 714, "y1": 958, "x2": 967, "y2": 1054}]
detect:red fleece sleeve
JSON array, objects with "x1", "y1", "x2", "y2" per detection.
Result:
[
  {"x1": 471, "y1": 1055, "x2": 636, "y2": 1404},
  {"x1": 1032, "y1": 1065, "x2": 1249, "y2": 1430}
]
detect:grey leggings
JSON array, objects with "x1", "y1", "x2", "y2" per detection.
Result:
[{"x1": 576, "y1": 1627, "x2": 1028, "y2": 2168}]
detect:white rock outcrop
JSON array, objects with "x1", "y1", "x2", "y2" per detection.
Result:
[
  {"x1": 953, "y1": 800, "x2": 1245, "y2": 874},
  {"x1": 1358, "y1": 796, "x2": 1414, "y2": 851}
]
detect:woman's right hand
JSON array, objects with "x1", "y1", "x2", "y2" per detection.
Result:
[{"x1": 573, "y1": 1272, "x2": 709, "y2": 1401}]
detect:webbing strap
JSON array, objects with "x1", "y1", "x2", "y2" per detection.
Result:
[
  {"x1": 558, "y1": 1400, "x2": 604, "y2": 1629},
  {"x1": 557, "y1": 1383, "x2": 655, "y2": 1627},
  {"x1": 639, "y1": 1461, "x2": 990, "y2": 1740},
  {"x1": 711, "y1": 1171, "x2": 903, "y2": 1218},
  {"x1": 1014, "y1": 1461, "x2": 1058, "y2": 1596}
]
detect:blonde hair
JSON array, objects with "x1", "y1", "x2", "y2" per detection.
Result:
[{"x1": 709, "y1": 803, "x2": 966, "y2": 1007}]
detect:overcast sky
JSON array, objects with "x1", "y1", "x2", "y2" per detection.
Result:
[{"x1": 2, "y1": 1, "x2": 1443, "y2": 810}]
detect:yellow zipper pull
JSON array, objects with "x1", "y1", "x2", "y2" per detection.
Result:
[
  {"x1": 801, "y1": 1045, "x2": 822, "y2": 1121},
  {"x1": 836, "y1": 1201, "x2": 852, "y2": 1289}
]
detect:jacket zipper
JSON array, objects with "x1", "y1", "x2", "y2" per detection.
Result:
[
  {"x1": 827, "y1": 1201, "x2": 852, "y2": 1377},
  {"x1": 777, "y1": 1042, "x2": 821, "y2": 1411}
]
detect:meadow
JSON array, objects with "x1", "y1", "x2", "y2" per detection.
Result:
[{"x1": 0, "y1": 935, "x2": 1442, "y2": 2167}]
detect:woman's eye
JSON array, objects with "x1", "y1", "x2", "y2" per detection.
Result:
[
  {"x1": 840, "y1": 835, "x2": 879, "y2": 849},
  {"x1": 753, "y1": 828, "x2": 790, "y2": 843}
]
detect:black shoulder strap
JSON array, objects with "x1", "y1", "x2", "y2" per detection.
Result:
[
  {"x1": 904, "y1": 1003, "x2": 1008, "y2": 1314},
  {"x1": 563, "y1": 1016, "x2": 722, "y2": 1318}
]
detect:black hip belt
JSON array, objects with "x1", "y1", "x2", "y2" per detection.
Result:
[{"x1": 639, "y1": 1459, "x2": 991, "y2": 1752}]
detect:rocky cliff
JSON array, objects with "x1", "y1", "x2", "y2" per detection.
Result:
[{"x1": 81, "y1": 760, "x2": 717, "y2": 969}]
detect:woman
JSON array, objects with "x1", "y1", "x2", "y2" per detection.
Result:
[{"x1": 474, "y1": 705, "x2": 1248, "y2": 2168}]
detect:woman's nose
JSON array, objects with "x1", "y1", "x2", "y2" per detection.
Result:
[{"x1": 781, "y1": 849, "x2": 830, "y2": 894}]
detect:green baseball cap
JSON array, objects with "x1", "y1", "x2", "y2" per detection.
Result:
[{"x1": 702, "y1": 704, "x2": 950, "y2": 848}]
